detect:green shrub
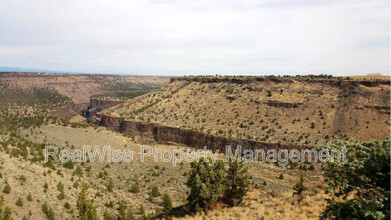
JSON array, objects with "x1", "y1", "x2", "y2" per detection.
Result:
[
  {"x1": 74, "y1": 165, "x2": 83, "y2": 177},
  {"x1": 186, "y1": 159, "x2": 225, "y2": 211},
  {"x1": 63, "y1": 160, "x2": 74, "y2": 169},
  {"x1": 42, "y1": 202, "x2": 55, "y2": 220},
  {"x1": 319, "y1": 140, "x2": 390, "y2": 219},
  {"x1": 2, "y1": 184, "x2": 10, "y2": 194},
  {"x1": 151, "y1": 186, "x2": 160, "y2": 197},
  {"x1": 130, "y1": 181, "x2": 140, "y2": 194},
  {"x1": 103, "y1": 211, "x2": 115, "y2": 220},
  {"x1": 27, "y1": 193, "x2": 33, "y2": 201},
  {"x1": 107, "y1": 178, "x2": 114, "y2": 192},
  {"x1": 162, "y1": 193, "x2": 173, "y2": 213},
  {"x1": 77, "y1": 183, "x2": 99, "y2": 220},
  {"x1": 0, "y1": 196, "x2": 12, "y2": 219},
  {"x1": 15, "y1": 198, "x2": 23, "y2": 207},
  {"x1": 224, "y1": 159, "x2": 249, "y2": 203},
  {"x1": 138, "y1": 204, "x2": 145, "y2": 215},
  {"x1": 293, "y1": 172, "x2": 306, "y2": 195}
]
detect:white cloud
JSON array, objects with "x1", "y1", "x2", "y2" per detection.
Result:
[{"x1": 0, "y1": 0, "x2": 389, "y2": 75}]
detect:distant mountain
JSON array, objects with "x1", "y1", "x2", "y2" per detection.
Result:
[{"x1": 0, "y1": 66, "x2": 65, "y2": 73}]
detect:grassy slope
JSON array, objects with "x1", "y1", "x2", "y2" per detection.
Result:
[{"x1": 104, "y1": 79, "x2": 390, "y2": 146}]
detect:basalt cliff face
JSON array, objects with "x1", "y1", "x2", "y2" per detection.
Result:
[
  {"x1": 89, "y1": 98, "x2": 126, "y2": 112},
  {"x1": 170, "y1": 76, "x2": 389, "y2": 88},
  {"x1": 86, "y1": 99, "x2": 126, "y2": 119},
  {"x1": 98, "y1": 114, "x2": 309, "y2": 152}
]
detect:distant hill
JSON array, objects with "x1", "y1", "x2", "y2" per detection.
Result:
[
  {"x1": 0, "y1": 66, "x2": 64, "y2": 73},
  {"x1": 0, "y1": 72, "x2": 170, "y2": 103}
]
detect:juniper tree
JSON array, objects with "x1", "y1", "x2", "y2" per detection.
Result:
[
  {"x1": 151, "y1": 186, "x2": 160, "y2": 197},
  {"x1": 293, "y1": 172, "x2": 306, "y2": 195},
  {"x1": 107, "y1": 178, "x2": 114, "y2": 193},
  {"x1": 186, "y1": 159, "x2": 225, "y2": 211},
  {"x1": 77, "y1": 183, "x2": 99, "y2": 220},
  {"x1": 224, "y1": 159, "x2": 249, "y2": 204},
  {"x1": 117, "y1": 202, "x2": 127, "y2": 220},
  {"x1": 42, "y1": 202, "x2": 55, "y2": 220},
  {"x1": 1, "y1": 184, "x2": 10, "y2": 194},
  {"x1": 319, "y1": 140, "x2": 390, "y2": 220},
  {"x1": 161, "y1": 193, "x2": 173, "y2": 213},
  {"x1": 0, "y1": 196, "x2": 12, "y2": 220}
]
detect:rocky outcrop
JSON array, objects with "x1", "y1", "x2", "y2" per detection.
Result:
[
  {"x1": 170, "y1": 77, "x2": 390, "y2": 88},
  {"x1": 264, "y1": 101, "x2": 302, "y2": 108},
  {"x1": 98, "y1": 114, "x2": 310, "y2": 152},
  {"x1": 85, "y1": 98, "x2": 126, "y2": 119},
  {"x1": 170, "y1": 77, "x2": 293, "y2": 84},
  {"x1": 364, "y1": 105, "x2": 391, "y2": 115},
  {"x1": 89, "y1": 98, "x2": 125, "y2": 111}
]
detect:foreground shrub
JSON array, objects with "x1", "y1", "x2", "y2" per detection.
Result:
[
  {"x1": 151, "y1": 186, "x2": 160, "y2": 197},
  {"x1": 319, "y1": 140, "x2": 390, "y2": 220},
  {"x1": 0, "y1": 196, "x2": 12, "y2": 220},
  {"x1": 2, "y1": 184, "x2": 10, "y2": 194},
  {"x1": 186, "y1": 159, "x2": 225, "y2": 211},
  {"x1": 224, "y1": 159, "x2": 249, "y2": 204},
  {"x1": 293, "y1": 172, "x2": 306, "y2": 195},
  {"x1": 162, "y1": 193, "x2": 173, "y2": 213},
  {"x1": 77, "y1": 183, "x2": 99, "y2": 220},
  {"x1": 15, "y1": 198, "x2": 23, "y2": 207},
  {"x1": 42, "y1": 202, "x2": 55, "y2": 220}
]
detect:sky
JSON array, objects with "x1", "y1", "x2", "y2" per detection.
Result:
[{"x1": 0, "y1": 0, "x2": 389, "y2": 76}]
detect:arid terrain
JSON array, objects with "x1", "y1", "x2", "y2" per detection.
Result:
[
  {"x1": 0, "y1": 72, "x2": 169, "y2": 103},
  {"x1": 101, "y1": 76, "x2": 390, "y2": 146},
  {"x1": 0, "y1": 73, "x2": 389, "y2": 220}
]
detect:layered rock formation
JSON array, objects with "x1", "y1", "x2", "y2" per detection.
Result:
[
  {"x1": 170, "y1": 76, "x2": 389, "y2": 88},
  {"x1": 98, "y1": 114, "x2": 310, "y2": 152}
]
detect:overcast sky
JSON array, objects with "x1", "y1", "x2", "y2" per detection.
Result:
[{"x1": 0, "y1": 0, "x2": 389, "y2": 75}]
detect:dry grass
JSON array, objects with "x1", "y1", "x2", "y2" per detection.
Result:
[
  {"x1": 0, "y1": 124, "x2": 326, "y2": 219},
  {"x1": 0, "y1": 73, "x2": 169, "y2": 103}
]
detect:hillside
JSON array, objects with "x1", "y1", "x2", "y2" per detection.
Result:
[
  {"x1": 0, "y1": 72, "x2": 170, "y2": 104},
  {"x1": 0, "y1": 74, "x2": 388, "y2": 219},
  {"x1": 101, "y1": 76, "x2": 390, "y2": 147}
]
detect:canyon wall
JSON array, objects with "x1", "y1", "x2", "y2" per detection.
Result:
[
  {"x1": 89, "y1": 98, "x2": 126, "y2": 111},
  {"x1": 99, "y1": 114, "x2": 310, "y2": 152},
  {"x1": 86, "y1": 98, "x2": 126, "y2": 119}
]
